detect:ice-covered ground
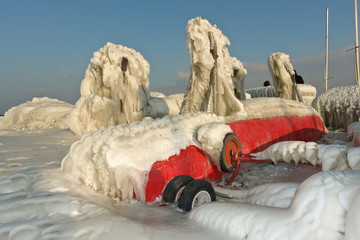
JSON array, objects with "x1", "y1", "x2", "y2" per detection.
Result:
[{"x1": 1, "y1": 98, "x2": 360, "y2": 239}]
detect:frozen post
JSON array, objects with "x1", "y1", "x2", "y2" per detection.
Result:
[
  {"x1": 180, "y1": 17, "x2": 245, "y2": 116},
  {"x1": 208, "y1": 32, "x2": 219, "y2": 115}
]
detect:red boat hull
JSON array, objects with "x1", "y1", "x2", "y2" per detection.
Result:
[{"x1": 145, "y1": 115, "x2": 326, "y2": 202}]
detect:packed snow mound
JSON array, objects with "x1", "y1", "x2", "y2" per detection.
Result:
[
  {"x1": 0, "y1": 97, "x2": 73, "y2": 130},
  {"x1": 313, "y1": 85, "x2": 360, "y2": 129},
  {"x1": 190, "y1": 170, "x2": 360, "y2": 240},
  {"x1": 181, "y1": 17, "x2": 246, "y2": 116},
  {"x1": 147, "y1": 93, "x2": 184, "y2": 119},
  {"x1": 68, "y1": 42, "x2": 150, "y2": 136},
  {"x1": 268, "y1": 52, "x2": 301, "y2": 101},
  {"x1": 61, "y1": 112, "x2": 227, "y2": 202},
  {"x1": 246, "y1": 84, "x2": 316, "y2": 105},
  {"x1": 252, "y1": 140, "x2": 360, "y2": 171}
]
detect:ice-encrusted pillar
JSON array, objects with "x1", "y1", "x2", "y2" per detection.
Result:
[
  {"x1": 180, "y1": 17, "x2": 246, "y2": 116},
  {"x1": 68, "y1": 42, "x2": 150, "y2": 136},
  {"x1": 268, "y1": 52, "x2": 302, "y2": 101}
]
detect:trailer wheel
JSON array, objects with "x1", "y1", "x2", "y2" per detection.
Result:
[
  {"x1": 162, "y1": 175, "x2": 194, "y2": 203},
  {"x1": 220, "y1": 133, "x2": 241, "y2": 172},
  {"x1": 178, "y1": 179, "x2": 216, "y2": 212}
]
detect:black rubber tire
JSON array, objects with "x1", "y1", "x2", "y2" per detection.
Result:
[
  {"x1": 220, "y1": 133, "x2": 241, "y2": 173},
  {"x1": 162, "y1": 175, "x2": 194, "y2": 203},
  {"x1": 178, "y1": 179, "x2": 216, "y2": 212}
]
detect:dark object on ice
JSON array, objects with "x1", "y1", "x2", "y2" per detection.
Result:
[
  {"x1": 263, "y1": 80, "x2": 271, "y2": 87},
  {"x1": 294, "y1": 70, "x2": 304, "y2": 84},
  {"x1": 121, "y1": 57, "x2": 128, "y2": 72},
  {"x1": 163, "y1": 175, "x2": 194, "y2": 203},
  {"x1": 178, "y1": 179, "x2": 216, "y2": 212}
]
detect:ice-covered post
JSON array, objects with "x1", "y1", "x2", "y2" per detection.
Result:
[
  {"x1": 268, "y1": 52, "x2": 302, "y2": 102},
  {"x1": 180, "y1": 17, "x2": 245, "y2": 116},
  {"x1": 209, "y1": 32, "x2": 219, "y2": 115},
  {"x1": 67, "y1": 42, "x2": 150, "y2": 136}
]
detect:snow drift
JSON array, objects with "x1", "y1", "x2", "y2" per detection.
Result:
[
  {"x1": 0, "y1": 97, "x2": 73, "y2": 130},
  {"x1": 313, "y1": 85, "x2": 360, "y2": 129},
  {"x1": 67, "y1": 42, "x2": 151, "y2": 136},
  {"x1": 180, "y1": 17, "x2": 247, "y2": 116}
]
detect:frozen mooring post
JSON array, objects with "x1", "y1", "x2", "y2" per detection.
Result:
[
  {"x1": 67, "y1": 42, "x2": 150, "y2": 136},
  {"x1": 268, "y1": 52, "x2": 303, "y2": 102},
  {"x1": 180, "y1": 17, "x2": 247, "y2": 117}
]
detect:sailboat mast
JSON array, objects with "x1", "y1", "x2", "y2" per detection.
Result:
[
  {"x1": 325, "y1": 7, "x2": 329, "y2": 91},
  {"x1": 355, "y1": 0, "x2": 360, "y2": 85}
]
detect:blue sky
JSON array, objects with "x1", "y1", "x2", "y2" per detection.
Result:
[{"x1": 0, "y1": 0, "x2": 358, "y2": 114}]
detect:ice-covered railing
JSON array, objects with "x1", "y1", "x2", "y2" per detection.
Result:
[
  {"x1": 253, "y1": 141, "x2": 360, "y2": 171},
  {"x1": 246, "y1": 84, "x2": 316, "y2": 105},
  {"x1": 313, "y1": 85, "x2": 360, "y2": 129},
  {"x1": 67, "y1": 42, "x2": 150, "y2": 136},
  {"x1": 180, "y1": 17, "x2": 247, "y2": 116}
]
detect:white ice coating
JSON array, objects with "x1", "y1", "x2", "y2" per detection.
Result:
[
  {"x1": 68, "y1": 42, "x2": 150, "y2": 136},
  {"x1": 197, "y1": 122, "x2": 233, "y2": 169},
  {"x1": 61, "y1": 112, "x2": 227, "y2": 201},
  {"x1": 146, "y1": 93, "x2": 184, "y2": 119},
  {"x1": 180, "y1": 17, "x2": 246, "y2": 116},
  {"x1": 190, "y1": 170, "x2": 360, "y2": 240},
  {"x1": 253, "y1": 140, "x2": 360, "y2": 171},
  {"x1": 268, "y1": 52, "x2": 300, "y2": 101},
  {"x1": 313, "y1": 85, "x2": 360, "y2": 129},
  {"x1": 0, "y1": 97, "x2": 73, "y2": 130},
  {"x1": 246, "y1": 84, "x2": 316, "y2": 105}
]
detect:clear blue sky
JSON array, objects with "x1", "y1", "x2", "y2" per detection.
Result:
[{"x1": 0, "y1": 0, "x2": 358, "y2": 114}]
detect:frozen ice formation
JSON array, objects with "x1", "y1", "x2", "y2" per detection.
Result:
[
  {"x1": 253, "y1": 140, "x2": 360, "y2": 171},
  {"x1": 68, "y1": 42, "x2": 151, "y2": 136},
  {"x1": 180, "y1": 17, "x2": 247, "y2": 116},
  {"x1": 0, "y1": 97, "x2": 73, "y2": 130},
  {"x1": 189, "y1": 170, "x2": 360, "y2": 240},
  {"x1": 268, "y1": 52, "x2": 302, "y2": 101},
  {"x1": 313, "y1": 85, "x2": 360, "y2": 129}
]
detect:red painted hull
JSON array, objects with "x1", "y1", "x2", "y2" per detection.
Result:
[{"x1": 145, "y1": 115, "x2": 325, "y2": 202}]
